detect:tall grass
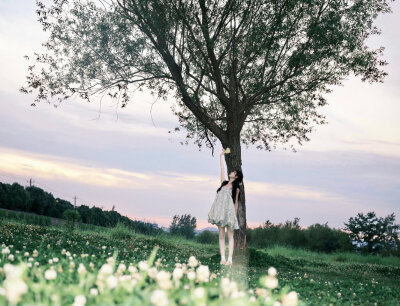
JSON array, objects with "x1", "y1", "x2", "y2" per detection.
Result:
[{"x1": 262, "y1": 245, "x2": 400, "y2": 267}]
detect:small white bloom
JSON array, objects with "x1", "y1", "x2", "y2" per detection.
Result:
[
  {"x1": 106, "y1": 275, "x2": 118, "y2": 289},
  {"x1": 264, "y1": 275, "x2": 278, "y2": 289},
  {"x1": 196, "y1": 265, "x2": 210, "y2": 282},
  {"x1": 187, "y1": 271, "x2": 196, "y2": 280},
  {"x1": 1, "y1": 247, "x2": 10, "y2": 255},
  {"x1": 188, "y1": 256, "x2": 198, "y2": 268},
  {"x1": 8, "y1": 254, "x2": 14, "y2": 262},
  {"x1": 148, "y1": 267, "x2": 158, "y2": 279},
  {"x1": 44, "y1": 268, "x2": 57, "y2": 280},
  {"x1": 138, "y1": 260, "x2": 149, "y2": 271},
  {"x1": 78, "y1": 263, "x2": 86, "y2": 275},
  {"x1": 282, "y1": 291, "x2": 298, "y2": 306},
  {"x1": 99, "y1": 263, "x2": 113, "y2": 276},
  {"x1": 150, "y1": 289, "x2": 168, "y2": 306},
  {"x1": 268, "y1": 267, "x2": 277, "y2": 277},
  {"x1": 156, "y1": 271, "x2": 172, "y2": 290},
  {"x1": 24, "y1": 252, "x2": 29, "y2": 257},
  {"x1": 192, "y1": 287, "x2": 205, "y2": 299},
  {"x1": 89, "y1": 288, "x2": 98, "y2": 296},
  {"x1": 173, "y1": 268, "x2": 183, "y2": 280},
  {"x1": 72, "y1": 294, "x2": 86, "y2": 306}
]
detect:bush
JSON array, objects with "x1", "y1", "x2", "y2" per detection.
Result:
[
  {"x1": 109, "y1": 222, "x2": 135, "y2": 240},
  {"x1": 63, "y1": 209, "x2": 81, "y2": 231},
  {"x1": 196, "y1": 230, "x2": 218, "y2": 244}
]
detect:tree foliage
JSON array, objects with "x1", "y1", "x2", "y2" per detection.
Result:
[
  {"x1": 21, "y1": 0, "x2": 392, "y2": 153},
  {"x1": 169, "y1": 213, "x2": 197, "y2": 239},
  {"x1": 344, "y1": 211, "x2": 400, "y2": 255}
]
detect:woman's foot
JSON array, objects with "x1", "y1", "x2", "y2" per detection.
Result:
[
  {"x1": 225, "y1": 257, "x2": 233, "y2": 266},
  {"x1": 220, "y1": 256, "x2": 226, "y2": 265}
]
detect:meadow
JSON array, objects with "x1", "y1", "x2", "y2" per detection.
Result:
[{"x1": 0, "y1": 219, "x2": 399, "y2": 305}]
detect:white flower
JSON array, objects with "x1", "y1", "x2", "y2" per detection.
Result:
[
  {"x1": 268, "y1": 267, "x2": 277, "y2": 277},
  {"x1": 106, "y1": 257, "x2": 114, "y2": 265},
  {"x1": 32, "y1": 250, "x2": 38, "y2": 257},
  {"x1": 138, "y1": 261, "x2": 149, "y2": 271},
  {"x1": 128, "y1": 265, "x2": 138, "y2": 273},
  {"x1": 282, "y1": 291, "x2": 298, "y2": 306},
  {"x1": 89, "y1": 288, "x2": 98, "y2": 296},
  {"x1": 117, "y1": 263, "x2": 126, "y2": 273},
  {"x1": 188, "y1": 256, "x2": 198, "y2": 268},
  {"x1": 187, "y1": 271, "x2": 196, "y2": 280},
  {"x1": 8, "y1": 254, "x2": 14, "y2": 262},
  {"x1": 72, "y1": 294, "x2": 86, "y2": 306},
  {"x1": 156, "y1": 271, "x2": 172, "y2": 290},
  {"x1": 44, "y1": 268, "x2": 57, "y2": 280},
  {"x1": 48, "y1": 259, "x2": 53, "y2": 264},
  {"x1": 102, "y1": 246, "x2": 107, "y2": 250},
  {"x1": 53, "y1": 257, "x2": 59, "y2": 263},
  {"x1": 150, "y1": 289, "x2": 168, "y2": 306},
  {"x1": 148, "y1": 267, "x2": 158, "y2": 279},
  {"x1": 2, "y1": 264, "x2": 28, "y2": 304},
  {"x1": 173, "y1": 268, "x2": 183, "y2": 280},
  {"x1": 264, "y1": 276, "x2": 278, "y2": 289},
  {"x1": 196, "y1": 265, "x2": 210, "y2": 282},
  {"x1": 78, "y1": 264, "x2": 86, "y2": 275},
  {"x1": 99, "y1": 263, "x2": 113, "y2": 276},
  {"x1": 106, "y1": 275, "x2": 118, "y2": 289},
  {"x1": 192, "y1": 287, "x2": 205, "y2": 299},
  {"x1": 1, "y1": 247, "x2": 10, "y2": 255},
  {"x1": 69, "y1": 262, "x2": 75, "y2": 269},
  {"x1": 24, "y1": 252, "x2": 29, "y2": 257}
]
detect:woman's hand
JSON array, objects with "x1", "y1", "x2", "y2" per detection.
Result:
[{"x1": 220, "y1": 149, "x2": 226, "y2": 156}]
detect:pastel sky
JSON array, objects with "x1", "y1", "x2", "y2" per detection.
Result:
[{"x1": 0, "y1": 0, "x2": 399, "y2": 230}]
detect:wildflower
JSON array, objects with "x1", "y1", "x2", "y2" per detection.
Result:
[
  {"x1": 150, "y1": 289, "x2": 168, "y2": 306},
  {"x1": 106, "y1": 275, "x2": 118, "y2": 289},
  {"x1": 99, "y1": 263, "x2": 113, "y2": 276},
  {"x1": 3, "y1": 264, "x2": 28, "y2": 305},
  {"x1": 282, "y1": 291, "x2": 298, "y2": 306},
  {"x1": 128, "y1": 265, "x2": 138, "y2": 273},
  {"x1": 78, "y1": 263, "x2": 86, "y2": 275},
  {"x1": 72, "y1": 294, "x2": 86, "y2": 306},
  {"x1": 148, "y1": 267, "x2": 158, "y2": 279},
  {"x1": 53, "y1": 257, "x2": 59, "y2": 263},
  {"x1": 44, "y1": 268, "x2": 57, "y2": 280},
  {"x1": 196, "y1": 265, "x2": 210, "y2": 282},
  {"x1": 187, "y1": 271, "x2": 196, "y2": 280},
  {"x1": 156, "y1": 271, "x2": 172, "y2": 290},
  {"x1": 90, "y1": 288, "x2": 98, "y2": 296},
  {"x1": 24, "y1": 252, "x2": 29, "y2": 257},
  {"x1": 117, "y1": 263, "x2": 126, "y2": 273},
  {"x1": 8, "y1": 254, "x2": 14, "y2": 262},
  {"x1": 192, "y1": 287, "x2": 205, "y2": 299},
  {"x1": 268, "y1": 267, "x2": 277, "y2": 277},
  {"x1": 1, "y1": 247, "x2": 10, "y2": 255},
  {"x1": 188, "y1": 256, "x2": 198, "y2": 268},
  {"x1": 33, "y1": 250, "x2": 38, "y2": 257},
  {"x1": 173, "y1": 268, "x2": 183, "y2": 280},
  {"x1": 138, "y1": 260, "x2": 149, "y2": 271},
  {"x1": 69, "y1": 261, "x2": 76, "y2": 269},
  {"x1": 337, "y1": 292, "x2": 341, "y2": 298},
  {"x1": 265, "y1": 276, "x2": 278, "y2": 289}
]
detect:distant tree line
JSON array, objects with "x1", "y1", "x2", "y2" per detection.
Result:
[{"x1": 0, "y1": 181, "x2": 162, "y2": 235}]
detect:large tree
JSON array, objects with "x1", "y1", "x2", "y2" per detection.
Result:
[{"x1": 22, "y1": 0, "x2": 392, "y2": 249}]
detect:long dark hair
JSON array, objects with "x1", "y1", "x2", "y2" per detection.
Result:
[{"x1": 216, "y1": 169, "x2": 244, "y2": 203}]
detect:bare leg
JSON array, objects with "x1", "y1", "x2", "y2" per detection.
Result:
[
  {"x1": 227, "y1": 226, "x2": 234, "y2": 261},
  {"x1": 218, "y1": 225, "x2": 226, "y2": 261}
]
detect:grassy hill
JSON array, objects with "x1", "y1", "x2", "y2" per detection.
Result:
[{"x1": 0, "y1": 219, "x2": 399, "y2": 305}]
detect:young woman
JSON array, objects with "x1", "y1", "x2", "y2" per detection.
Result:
[{"x1": 207, "y1": 148, "x2": 243, "y2": 266}]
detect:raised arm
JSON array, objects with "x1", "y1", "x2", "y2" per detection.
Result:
[{"x1": 220, "y1": 149, "x2": 226, "y2": 184}]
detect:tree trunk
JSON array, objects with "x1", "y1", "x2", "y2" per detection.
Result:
[{"x1": 224, "y1": 134, "x2": 247, "y2": 250}]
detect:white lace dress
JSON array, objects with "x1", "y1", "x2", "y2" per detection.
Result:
[{"x1": 208, "y1": 185, "x2": 240, "y2": 231}]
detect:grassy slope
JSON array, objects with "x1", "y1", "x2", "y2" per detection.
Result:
[{"x1": 1, "y1": 220, "x2": 400, "y2": 305}]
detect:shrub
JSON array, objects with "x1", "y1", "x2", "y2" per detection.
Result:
[
  {"x1": 109, "y1": 222, "x2": 135, "y2": 240},
  {"x1": 63, "y1": 209, "x2": 81, "y2": 231},
  {"x1": 196, "y1": 230, "x2": 218, "y2": 244}
]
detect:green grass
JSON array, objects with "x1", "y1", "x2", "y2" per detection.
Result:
[
  {"x1": 262, "y1": 245, "x2": 400, "y2": 267},
  {"x1": 1, "y1": 219, "x2": 399, "y2": 305}
]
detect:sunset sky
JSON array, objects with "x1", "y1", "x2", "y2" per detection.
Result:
[{"x1": 0, "y1": 0, "x2": 399, "y2": 229}]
